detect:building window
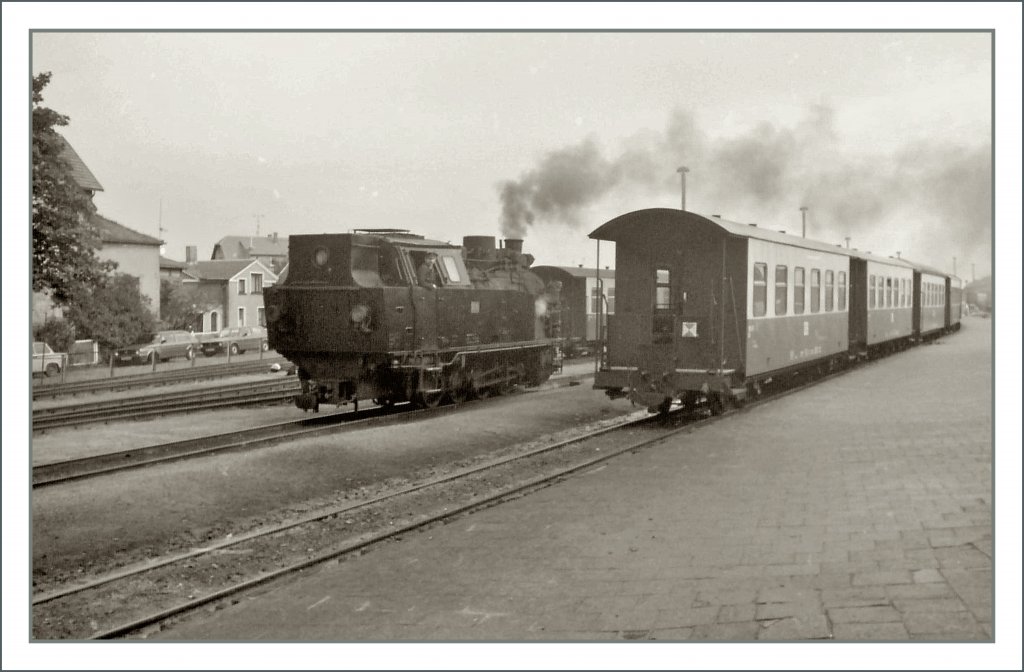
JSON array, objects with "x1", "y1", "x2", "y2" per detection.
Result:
[
  {"x1": 590, "y1": 287, "x2": 601, "y2": 314},
  {"x1": 210, "y1": 311, "x2": 219, "y2": 332},
  {"x1": 607, "y1": 286, "x2": 615, "y2": 314},
  {"x1": 774, "y1": 265, "x2": 788, "y2": 315},
  {"x1": 793, "y1": 267, "x2": 805, "y2": 314},
  {"x1": 838, "y1": 271, "x2": 847, "y2": 311},
  {"x1": 752, "y1": 263, "x2": 767, "y2": 317},
  {"x1": 810, "y1": 269, "x2": 820, "y2": 313},
  {"x1": 238, "y1": 278, "x2": 247, "y2": 295},
  {"x1": 251, "y1": 273, "x2": 263, "y2": 294},
  {"x1": 238, "y1": 307, "x2": 245, "y2": 326},
  {"x1": 258, "y1": 306, "x2": 266, "y2": 326}
]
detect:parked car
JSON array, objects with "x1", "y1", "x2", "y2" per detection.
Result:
[
  {"x1": 115, "y1": 330, "x2": 198, "y2": 365},
  {"x1": 33, "y1": 341, "x2": 67, "y2": 377},
  {"x1": 200, "y1": 326, "x2": 269, "y2": 357}
]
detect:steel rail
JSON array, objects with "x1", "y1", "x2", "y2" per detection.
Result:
[
  {"x1": 32, "y1": 357, "x2": 289, "y2": 400},
  {"x1": 32, "y1": 379, "x2": 300, "y2": 431}
]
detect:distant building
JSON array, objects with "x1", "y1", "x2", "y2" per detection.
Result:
[
  {"x1": 187, "y1": 259, "x2": 279, "y2": 333},
  {"x1": 212, "y1": 233, "x2": 289, "y2": 273},
  {"x1": 964, "y1": 276, "x2": 993, "y2": 313},
  {"x1": 93, "y1": 213, "x2": 162, "y2": 317},
  {"x1": 532, "y1": 266, "x2": 615, "y2": 343},
  {"x1": 160, "y1": 256, "x2": 193, "y2": 281}
]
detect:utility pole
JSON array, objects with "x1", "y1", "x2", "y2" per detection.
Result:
[
  {"x1": 254, "y1": 214, "x2": 265, "y2": 237},
  {"x1": 676, "y1": 166, "x2": 689, "y2": 210},
  {"x1": 799, "y1": 206, "x2": 808, "y2": 238}
]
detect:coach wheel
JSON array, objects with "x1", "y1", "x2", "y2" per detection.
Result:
[
  {"x1": 230, "y1": 343, "x2": 240, "y2": 356},
  {"x1": 185, "y1": 346, "x2": 194, "y2": 360},
  {"x1": 261, "y1": 340, "x2": 269, "y2": 352}
]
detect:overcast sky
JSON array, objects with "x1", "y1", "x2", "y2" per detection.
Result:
[{"x1": 29, "y1": 28, "x2": 993, "y2": 276}]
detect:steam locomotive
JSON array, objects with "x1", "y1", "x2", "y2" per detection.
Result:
[{"x1": 264, "y1": 230, "x2": 561, "y2": 411}]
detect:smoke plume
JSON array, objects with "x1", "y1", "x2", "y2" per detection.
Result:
[{"x1": 497, "y1": 105, "x2": 991, "y2": 273}]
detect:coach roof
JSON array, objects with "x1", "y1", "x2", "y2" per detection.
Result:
[{"x1": 590, "y1": 208, "x2": 853, "y2": 257}]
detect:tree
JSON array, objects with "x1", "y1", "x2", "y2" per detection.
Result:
[
  {"x1": 64, "y1": 273, "x2": 157, "y2": 352},
  {"x1": 160, "y1": 279, "x2": 215, "y2": 331},
  {"x1": 32, "y1": 71, "x2": 115, "y2": 304}
]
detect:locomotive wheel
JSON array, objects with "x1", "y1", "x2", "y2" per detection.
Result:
[
  {"x1": 447, "y1": 370, "x2": 472, "y2": 404},
  {"x1": 415, "y1": 370, "x2": 446, "y2": 408},
  {"x1": 415, "y1": 390, "x2": 445, "y2": 408}
]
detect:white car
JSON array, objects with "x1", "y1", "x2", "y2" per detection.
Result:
[{"x1": 33, "y1": 341, "x2": 66, "y2": 377}]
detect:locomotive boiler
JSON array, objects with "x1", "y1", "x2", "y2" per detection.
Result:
[{"x1": 264, "y1": 230, "x2": 561, "y2": 411}]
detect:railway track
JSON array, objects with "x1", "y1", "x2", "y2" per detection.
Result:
[
  {"x1": 32, "y1": 363, "x2": 839, "y2": 641},
  {"x1": 32, "y1": 401, "x2": 421, "y2": 487},
  {"x1": 31, "y1": 357, "x2": 289, "y2": 400},
  {"x1": 32, "y1": 377, "x2": 300, "y2": 432}
]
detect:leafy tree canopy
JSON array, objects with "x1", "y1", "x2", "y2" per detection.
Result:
[
  {"x1": 160, "y1": 279, "x2": 215, "y2": 331},
  {"x1": 64, "y1": 273, "x2": 157, "y2": 351},
  {"x1": 32, "y1": 71, "x2": 115, "y2": 304}
]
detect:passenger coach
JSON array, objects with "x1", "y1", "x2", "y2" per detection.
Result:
[{"x1": 589, "y1": 208, "x2": 853, "y2": 413}]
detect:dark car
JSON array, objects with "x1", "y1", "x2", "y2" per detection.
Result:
[
  {"x1": 115, "y1": 330, "x2": 198, "y2": 365},
  {"x1": 200, "y1": 326, "x2": 269, "y2": 357}
]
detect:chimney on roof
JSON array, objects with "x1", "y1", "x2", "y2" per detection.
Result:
[
  {"x1": 186, "y1": 245, "x2": 198, "y2": 264},
  {"x1": 271, "y1": 231, "x2": 278, "y2": 243}
]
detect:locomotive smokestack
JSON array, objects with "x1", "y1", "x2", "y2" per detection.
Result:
[{"x1": 504, "y1": 239, "x2": 524, "y2": 253}]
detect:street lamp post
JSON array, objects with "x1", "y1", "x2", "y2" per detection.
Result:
[{"x1": 676, "y1": 166, "x2": 689, "y2": 211}]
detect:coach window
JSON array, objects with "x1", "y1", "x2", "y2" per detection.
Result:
[
  {"x1": 824, "y1": 270, "x2": 834, "y2": 311},
  {"x1": 655, "y1": 269, "x2": 671, "y2": 309},
  {"x1": 775, "y1": 266, "x2": 788, "y2": 315},
  {"x1": 793, "y1": 267, "x2": 805, "y2": 314},
  {"x1": 810, "y1": 269, "x2": 820, "y2": 313},
  {"x1": 893, "y1": 277, "x2": 900, "y2": 307},
  {"x1": 752, "y1": 263, "x2": 767, "y2": 317},
  {"x1": 653, "y1": 268, "x2": 672, "y2": 344},
  {"x1": 869, "y1": 275, "x2": 876, "y2": 309},
  {"x1": 885, "y1": 277, "x2": 892, "y2": 307},
  {"x1": 838, "y1": 271, "x2": 847, "y2": 311}
]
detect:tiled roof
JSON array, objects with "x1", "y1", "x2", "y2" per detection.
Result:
[
  {"x1": 160, "y1": 256, "x2": 187, "y2": 270},
  {"x1": 213, "y1": 235, "x2": 289, "y2": 259},
  {"x1": 190, "y1": 259, "x2": 278, "y2": 282},
  {"x1": 92, "y1": 213, "x2": 162, "y2": 246},
  {"x1": 58, "y1": 136, "x2": 104, "y2": 192}
]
